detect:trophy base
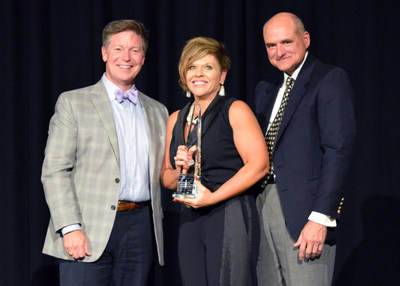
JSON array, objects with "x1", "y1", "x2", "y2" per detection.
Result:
[
  {"x1": 172, "y1": 193, "x2": 197, "y2": 199},
  {"x1": 173, "y1": 173, "x2": 199, "y2": 198}
]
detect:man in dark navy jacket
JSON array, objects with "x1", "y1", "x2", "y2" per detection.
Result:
[{"x1": 254, "y1": 12, "x2": 356, "y2": 286}]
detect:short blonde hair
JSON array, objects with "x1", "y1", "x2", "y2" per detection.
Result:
[
  {"x1": 178, "y1": 37, "x2": 231, "y2": 91},
  {"x1": 102, "y1": 19, "x2": 148, "y2": 53}
]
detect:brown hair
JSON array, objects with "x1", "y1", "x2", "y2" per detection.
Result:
[
  {"x1": 178, "y1": 37, "x2": 231, "y2": 91},
  {"x1": 102, "y1": 19, "x2": 149, "y2": 53}
]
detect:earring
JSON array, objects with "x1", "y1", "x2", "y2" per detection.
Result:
[
  {"x1": 186, "y1": 90, "x2": 191, "y2": 98},
  {"x1": 219, "y1": 83, "x2": 225, "y2": 96}
]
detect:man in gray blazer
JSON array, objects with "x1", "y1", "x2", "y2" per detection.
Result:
[{"x1": 41, "y1": 20, "x2": 168, "y2": 286}]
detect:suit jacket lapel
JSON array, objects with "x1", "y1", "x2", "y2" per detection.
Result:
[
  {"x1": 90, "y1": 81, "x2": 120, "y2": 165},
  {"x1": 262, "y1": 84, "x2": 281, "y2": 135},
  {"x1": 139, "y1": 92, "x2": 156, "y2": 183},
  {"x1": 275, "y1": 55, "x2": 315, "y2": 146}
]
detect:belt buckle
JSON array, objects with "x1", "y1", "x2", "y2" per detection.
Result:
[{"x1": 118, "y1": 201, "x2": 136, "y2": 212}]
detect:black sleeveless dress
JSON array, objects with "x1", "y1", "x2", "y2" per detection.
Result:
[{"x1": 169, "y1": 95, "x2": 259, "y2": 286}]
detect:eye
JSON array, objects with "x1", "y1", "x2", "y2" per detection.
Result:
[
  {"x1": 188, "y1": 66, "x2": 196, "y2": 70},
  {"x1": 266, "y1": 44, "x2": 275, "y2": 49},
  {"x1": 205, "y1": 65, "x2": 213, "y2": 70}
]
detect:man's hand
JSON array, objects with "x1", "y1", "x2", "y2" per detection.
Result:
[
  {"x1": 294, "y1": 221, "x2": 327, "y2": 260},
  {"x1": 63, "y1": 230, "x2": 91, "y2": 260}
]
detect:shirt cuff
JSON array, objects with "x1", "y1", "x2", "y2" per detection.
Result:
[
  {"x1": 61, "y1": 224, "x2": 81, "y2": 236},
  {"x1": 308, "y1": 211, "x2": 337, "y2": 227}
]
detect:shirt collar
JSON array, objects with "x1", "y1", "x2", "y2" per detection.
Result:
[{"x1": 101, "y1": 73, "x2": 138, "y2": 103}]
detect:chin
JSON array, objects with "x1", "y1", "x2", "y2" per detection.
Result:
[{"x1": 277, "y1": 65, "x2": 292, "y2": 73}]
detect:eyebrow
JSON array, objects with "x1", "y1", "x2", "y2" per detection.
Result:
[{"x1": 265, "y1": 38, "x2": 293, "y2": 45}]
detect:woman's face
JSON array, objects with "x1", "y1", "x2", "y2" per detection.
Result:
[{"x1": 185, "y1": 54, "x2": 226, "y2": 100}]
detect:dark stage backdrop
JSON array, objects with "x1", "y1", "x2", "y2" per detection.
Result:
[{"x1": 1, "y1": 0, "x2": 399, "y2": 285}]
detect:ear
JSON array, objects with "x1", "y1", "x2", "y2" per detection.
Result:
[
  {"x1": 303, "y1": 31, "x2": 311, "y2": 49},
  {"x1": 220, "y1": 70, "x2": 227, "y2": 83},
  {"x1": 101, "y1": 46, "x2": 107, "y2": 63}
]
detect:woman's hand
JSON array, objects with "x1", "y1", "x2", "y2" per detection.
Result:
[
  {"x1": 174, "y1": 145, "x2": 197, "y2": 174},
  {"x1": 173, "y1": 179, "x2": 216, "y2": 208}
]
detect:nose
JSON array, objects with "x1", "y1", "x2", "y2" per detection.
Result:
[
  {"x1": 195, "y1": 68, "x2": 203, "y2": 77},
  {"x1": 276, "y1": 44, "x2": 286, "y2": 57},
  {"x1": 121, "y1": 49, "x2": 131, "y2": 61}
]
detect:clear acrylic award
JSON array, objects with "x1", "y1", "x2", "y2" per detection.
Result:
[{"x1": 173, "y1": 103, "x2": 202, "y2": 198}]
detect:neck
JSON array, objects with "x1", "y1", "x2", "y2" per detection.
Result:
[
  {"x1": 105, "y1": 73, "x2": 134, "y2": 91},
  {"x1": 193, "y1": 93, "x2": 217, "y2": 115}
]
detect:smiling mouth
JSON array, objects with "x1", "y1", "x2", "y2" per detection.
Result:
[
  {"x1": 119, "y1": 65, "x2": 132, "y2": 69},
  {"x1": 193, "y1": 81, "x2": 207, "y2": 86}
]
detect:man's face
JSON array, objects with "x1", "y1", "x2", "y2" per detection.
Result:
[
  {"x1": 263, "y1": 18, "x2": 310, "y2": 75},
  {"x1": 101, "y1": 30, "x2": 145, "y2": 91}
]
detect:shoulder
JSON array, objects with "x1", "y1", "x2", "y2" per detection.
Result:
[
  {"x1": 166, "y1": 110, "x2": 180, "y2": 135},
  {"x1": 168, "y1": 110, "x2": 180, "y2": 124},
  {"x1": 228, "y1": 99, "x2": 254, "y2": 121},
  {"x1": 138, "y1": 91, "x2": 169, "y2": 120},
  {"x1": 255, "y1": 80, "x2": 275, "y2": 95},
  {"x1": 253, "y1": 77, "x2": 281, "y2": 112},
  {"x1": 310, "y1": 57, "x2": 351, "y2": 83},
  {"x1": 255, "y1": 74, "x2": 282, "y2": 100},
  {"x1": 228, "y1": 99, "x2": 249, "y2": 111},
  {"x1": 139, "y1": 92, "x2": 167, "y2": 110},
  {"x1": 58, "y1": 81, "x2": 104, "y2": 102}
]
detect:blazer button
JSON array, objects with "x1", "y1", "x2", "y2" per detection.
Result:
[
  {"x1": 115, "y1": 178, "x2": 120, "y2": 183},
  {"x1": 111, "y1": 205, "x2": 116, "y2": 211}
]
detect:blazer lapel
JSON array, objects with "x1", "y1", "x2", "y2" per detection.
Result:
[
  {"x1": 275, "y1": 55, "x2": 315, "y2": 146},
  {"x1": 255, "y1": 80, "x2": 281, "y2": 136},
  {"x1": 139, "y1": 92, "x2": 157, "y2": 183},
  {"x1": 90, "y1": 81, "x2": 120, "y2": 165},
  {"x1": 263, "y1": 84, "x2": 281, "y2": 135}
]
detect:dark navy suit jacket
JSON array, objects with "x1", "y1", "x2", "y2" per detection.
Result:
[{"x1": 254, "y1": 53, "x2": 356, "y2": 241}]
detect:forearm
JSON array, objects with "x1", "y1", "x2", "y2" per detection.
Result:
[
  {"x1": 211, "y1": 160, "x2": 268, "y2": 204},
  {"x1": 42, "y1": 147, "x2": 82, "y2": 230},
  {"x1": 160, "y1": 167, "x2": 180, "y2": 190}
]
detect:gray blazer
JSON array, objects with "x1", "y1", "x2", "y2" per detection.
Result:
[{"x1": 41, "y1": 80, "x2": 168, "y2": 265}]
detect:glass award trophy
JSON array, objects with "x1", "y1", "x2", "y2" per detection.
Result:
[{"x1": 173, "y1": 103, "x2": 202, "y2": 198}]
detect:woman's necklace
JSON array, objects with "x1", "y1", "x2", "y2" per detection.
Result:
[{"x1": 186, "y1": 102, "x2": 199, "y2": 125}]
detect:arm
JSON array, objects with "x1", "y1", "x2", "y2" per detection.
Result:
[
  {"x1": 313, "y1": 68, "x2": 356, "y2": 216},
  {"x1": 161, "y1": 110, "x2": 209, "y2": 190},
  {"x1": 41, "y1": 94, "x2": 90, "y2": 258},
  {"x1": 295, "y1": 68, "x2": 356, "y2": 259},
  {"x1": 176, "y1": 101, "x2": 269, "y2": 208},
  {"x1": 160, "y1": 111, "x2": 180, "y2": 189}
]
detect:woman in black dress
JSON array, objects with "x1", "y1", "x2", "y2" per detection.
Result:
[{"x1": 161, "y1": 37, "x2": 269, "y2": 286}]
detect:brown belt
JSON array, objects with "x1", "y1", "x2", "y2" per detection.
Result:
[{"x1": 117, "y1": 200, "x2": 150, "y2": 212}]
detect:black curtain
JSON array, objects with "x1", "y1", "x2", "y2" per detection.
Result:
[{"x1": 1, "y1": 0, "x2": 399, "y2": 285}]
